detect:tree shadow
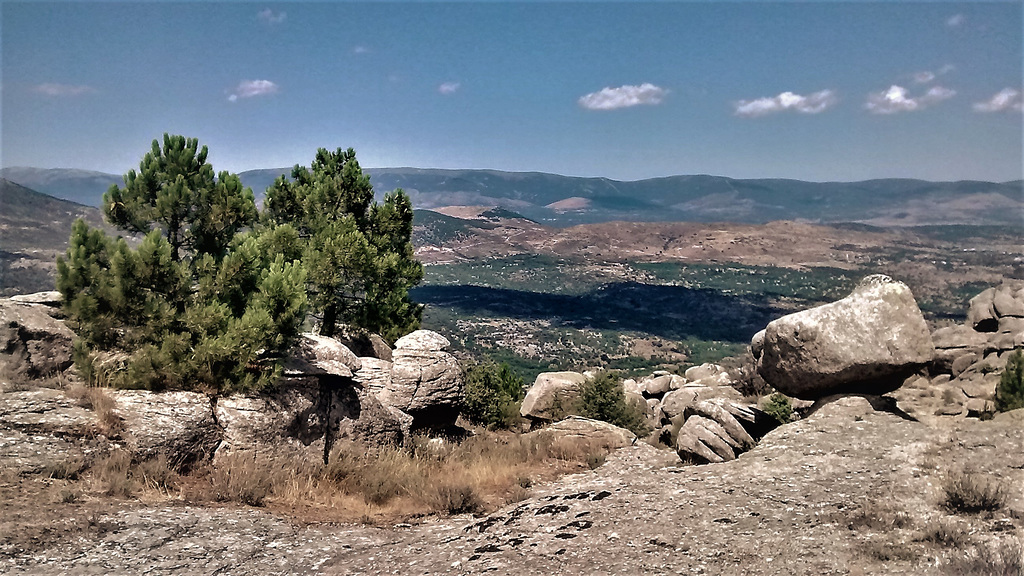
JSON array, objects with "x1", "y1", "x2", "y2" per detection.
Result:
[{"x1": 411, "y1": 282, "x2": 784, "y2": 343}]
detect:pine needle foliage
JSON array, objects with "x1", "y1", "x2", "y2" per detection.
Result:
[
  {"x1": 263, "y1": 147, "x2": 423, "y2": 344},
  {"x1": 995, "y1": 348, "x2": 1024, "y2": 413},
  {"x1": 57, "y1": 134, "x2": 307, "y2": 393},
  {"x1": 462, "y1": 362, "x2": 526, "y2": 430},
  {"x1": 576, "y1": 371, "x2": 650, "y2": 437}
]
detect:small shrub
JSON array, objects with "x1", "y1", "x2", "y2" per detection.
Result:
[
  {"x1": 942, "y1": 471, "x2": 1007, "y2": 514},
  {"x1": 576, "y1": 371, "x2": 650, "y2": 437},
  {"x1": 59, "y1": 489, "x2": 79, "y2": 504},
  {"x1": 762, "y1": 393, "x2": 794, "y2": 425},
  {"x1": 585, "y1": 452, "x2": 607, "y2": 470},
  {"x1": 429, "y1": 483, "x2": 482, "y2": 516},
  {"x1": 462, "y1": 362, "x2": 526, "y2": 430},
  {"x1": 995, "y1": 349, "x2": 1024, "y2": 413}
]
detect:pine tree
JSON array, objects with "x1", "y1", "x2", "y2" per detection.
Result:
[
  {"x1": 263, "y1": 147, "x2": 423, "y2": 343},
  {"x1": 576, "y1": 371, "x2": 650, "y2": 436},
  {"x1": 57, "y1": 134, "x2": 306, "y2": 392},
  {"x1": 995, "y1": 349, "x2": 1024, "y2": 413}
]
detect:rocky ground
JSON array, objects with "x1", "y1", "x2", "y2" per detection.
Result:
[{"x1": 4, "y1": 396, "x2": 1022, "y2": 576}]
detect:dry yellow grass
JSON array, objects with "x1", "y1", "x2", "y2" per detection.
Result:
[{"x1": 64, "y1": 430, "x2": 614, "y2": 523}]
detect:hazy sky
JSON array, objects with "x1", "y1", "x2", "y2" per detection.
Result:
[{"x1": 2, "y1": 1, "x2": 1022, "y2": 182}]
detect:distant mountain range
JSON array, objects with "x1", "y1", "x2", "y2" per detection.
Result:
[{"x1": 2, "y1": 166, "x2": 1021, "y2": 227}]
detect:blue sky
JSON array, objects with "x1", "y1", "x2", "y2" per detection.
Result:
[{"x1": 2, "y1": 1, "x2": 1022, "y2": 182}]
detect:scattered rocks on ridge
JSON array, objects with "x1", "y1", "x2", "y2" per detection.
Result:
[{"x1": 755, "y1": 274, "x2": 934, "y2": 400}]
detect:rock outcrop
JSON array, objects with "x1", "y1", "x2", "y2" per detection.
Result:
[
  {"x1": 379, "y1": 330, "x2": 464, "y2": 429},
  {"x1": 756, "y1": 275, "x2": 934, "y2": 400},
  {"x1": 674, "y1": 400, "x2": 760, "y2": 464},
  {"x1": 893, "y1": 280, "x2": 1024, "y2": 421},
  {"x1": 0, "y1": 387, "x2": 108, "y2": 475},
  {"x1": 968, "y1": 280, "x2": 1024, "y2": 332},
  {"x1": 0, "y1": 298, "x2": 75, "y2": 383}
]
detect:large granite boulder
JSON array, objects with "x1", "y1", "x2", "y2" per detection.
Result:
[
  {"x1": 378, "y1": 330, "x2": 463, "y2": 429},
  {"x1": 756, "y1": 275, "x2": 934, "y2": 400},
  {"x1": 675, "y1": 400, "x2": 759, "y2": 464},
  {"x1": 214, "y1": 379, "x2": 326, "y2": 462},
  {"x1": 968, "y1": 281, "x2": 1024, "y2": 332},
  {"x1": 323, "y1": 377, "x2": 405, "y2": 449},
  {"x1": 0, "y1": 298, "x2": 75, "y2": 383},
  {"x1": 520, "y1": 371, "x2": 587, "y2": 421},
  {"x1": 352, "y1": 356, "x2": 393, "y2": 397},
  {"x1": 111, "y1": 390, "x2": 222, "y2": 469},
  {"x1": 331, "y1": 326, "x2": 393, "y2": 361}
]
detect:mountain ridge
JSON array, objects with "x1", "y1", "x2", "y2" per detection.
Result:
[{"x1": 2, "y1": 166, "x2": 1021, "y2": 227}]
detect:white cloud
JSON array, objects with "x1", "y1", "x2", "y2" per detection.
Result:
[
  {"x1": 438, "y1": 82, "x2": 461, "y2": 95},
  {"x1": 913, "y1": 71, "x2": 936, "y2": 84},
  {"x1": 733, "y1": 89, "x2": 837, "y2": 117},
  {"x1": 228, "y1": 79, "x2": 279, "y2": 102},
  {"x1": 946, "y1": 13, "x2": 965, "y2": 27},
  {"x1": 352, "y1": 45, "x2": 370, "y2": 54},
  {"x1": 33, "y1": 83, "x2": 95, "y2": 97},
  {"x1": 257, "y1": 8, "x2": 286, "y2": 24},
  {"x1": 973, "y1": 88, "x2": 1023, "y2": 113},
  {"x1": 864, "y1": 85, "x2": 956, "y2": 114},
  {"x1": 577, "y1": 83, "x2": 668, "y2": 111},
  {"x1": 913, "y1": 65, "x2": 954, "y2": 84}
]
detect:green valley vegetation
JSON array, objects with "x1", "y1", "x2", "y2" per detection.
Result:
[{"x1": 57, "y1": 135, "x2": 421, "y2": 393}]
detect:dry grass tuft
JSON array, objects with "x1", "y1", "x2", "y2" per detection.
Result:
[
  {"x1": 44, "y1": 456, "x2": 87, "y2": 481},
  {"x1": 919, "y1": 518, "x2": 970, "y2": 549},
  {"x1": 65, "y1": 384, "x2": 122, "y2": 436},
  {"x1": 847, "y1": 499, "x2": 914, "y2": 531},
  {"x1": 942, "y1": 471, "x2": 1007, "y2": 515},
  {"x1": 93, "y1": 450, "x2": 133, "y2": 497},
  {"x1": 173, "y1": 430, "x2": 616, "y2": 521},
  {"x1": 945, "y1": 537, "x2": 1024, "y2": 576}
]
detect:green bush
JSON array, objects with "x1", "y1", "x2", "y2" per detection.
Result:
[
  {"x1": 995, "y1": 349, "x2": 1024, "y2": 413},
  {"x1": 762, "y1": 393, "x2": 794, "y2": 425},
  {"x1": 462, "y1": 362, "x2": 526, "y2": 430},
  {"x1": 576, "y1": 371, "x2": 650, "y2": 437}
]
